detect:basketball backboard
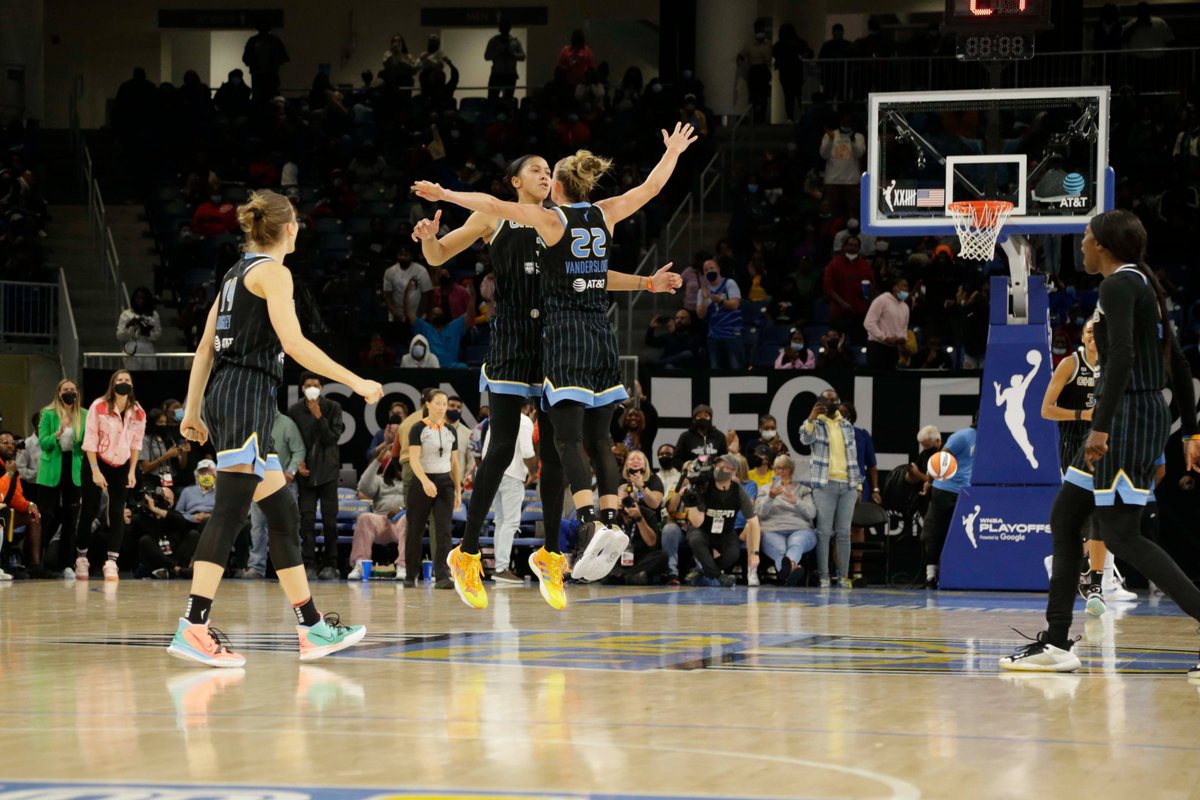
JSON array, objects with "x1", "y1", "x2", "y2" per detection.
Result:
[{"x1": 862, "y1": 87, "x2": 1112, "y2": 237}]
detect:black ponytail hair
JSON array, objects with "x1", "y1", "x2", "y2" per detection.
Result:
[
  {"x1": 1088, "y1": 209, "x2": 1175, "y2": 371},
  {"x1": 503, "y1": 154, "x2": 542, "y2": 197}
]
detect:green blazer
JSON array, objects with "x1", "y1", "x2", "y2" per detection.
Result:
[{"x1": 36, "y1": 407, "x2": 87, "y2": 488}]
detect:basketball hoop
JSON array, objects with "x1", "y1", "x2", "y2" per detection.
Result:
[{"x1": 947, "y1": 200, "x2": 1014, "y2": 261}]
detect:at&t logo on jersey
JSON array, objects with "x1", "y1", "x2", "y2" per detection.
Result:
[
  {"x1": 214, "y1": 335, "x2": 233, "y2": 352},
  {"x1": 572, "y1": 277, "x2": 606, "y2": 292}
]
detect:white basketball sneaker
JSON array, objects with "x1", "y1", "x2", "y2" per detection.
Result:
[
  {"x1": 999, "y1": 631, "x2": 1082, "y2": 673},
  {"x1": 1103, "y1": 565, "x2": 1137, "y2": 602}
]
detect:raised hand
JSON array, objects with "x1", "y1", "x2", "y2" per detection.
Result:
[
  {"x1": 661, "y1": 122, "x2": 698, "y2": 154},
  {"x1": 411, "y1": 209, "x2": 443, "y2": 242},
  {"x1": 650, "y1": 262, "x2": 683, "y2": 294},
  {"x1": 411, "y1": 181, "x2": 446, "y2": 202}
]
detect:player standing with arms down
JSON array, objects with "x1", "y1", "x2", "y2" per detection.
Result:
[
  {"x1": 414, "y1": 124, "x2": 694, "y2": 609},
  {"x1": 167, "y1": 190, "x2": 383, "y2": 667},
  {"x1": 412, "y1": 154, "x2": 681, "y2": 610},
  {"x1": 1001, "y1": 210, "x2": 1200, "y2": 677}
]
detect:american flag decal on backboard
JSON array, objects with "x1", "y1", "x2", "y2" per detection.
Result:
[{"x1": 917, "y1": 189, "x2": 945, "y2": 208}]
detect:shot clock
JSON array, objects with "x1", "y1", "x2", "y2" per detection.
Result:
[{"x1": 944, "y1": 0, "x2": 1054, "y2": 61}]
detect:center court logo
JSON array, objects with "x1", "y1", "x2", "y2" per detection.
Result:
[{"x1": 964, "y1": 503, "x2": 1051, "y2": 546}]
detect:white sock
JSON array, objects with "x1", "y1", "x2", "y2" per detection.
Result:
[
  {"x1": 1102, "y1": 551, "x2": 1116, "y2": 584},
  {"x1": 926, "y1": 564, "x2": 938, "y2": 580}
]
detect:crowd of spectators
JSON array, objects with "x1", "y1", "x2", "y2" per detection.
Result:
[
  {"x1": 4, "y1": 368, "x2": 981, "y2": 589},
  {"x1": 116, "y1": 21, "x2": 712, "y2": 367}
]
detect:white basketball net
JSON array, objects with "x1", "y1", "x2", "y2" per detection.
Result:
[{"x1": 947, "y1": 200, "x2": 1014, "y2": 260}]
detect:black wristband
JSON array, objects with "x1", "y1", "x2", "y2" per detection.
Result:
[{"x1": 1074, "y1": 408, "x2": 1082, "y2": 422}]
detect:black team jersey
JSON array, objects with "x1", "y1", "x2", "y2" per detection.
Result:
[
  {"x1": 542, "y1": 203, "x2": 611, "y2": 317},
  {"x1": 213, "y1": 253, "x2": 285, "y2": 382}
]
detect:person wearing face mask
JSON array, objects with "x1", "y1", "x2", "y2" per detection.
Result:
[
  {"x1": 287, "y1": 373, "x2": 347, "y2": 580},
  {"x1": 139, "y1": 409, "x2": 190, "y2": 491},
  {"x1": 697, "y1": 259, "x2": 745, "y2": 370},
  {"x1": 77, "y1": 370, "x2": 146, "y2": 581},
  {"x1": 36, "y1": 380, "x2": 87, "y2": 578},
  {"x1": 175, "y1": 461, "x2": 222, "y2": 528},
  {"x1": 680, "y1": 454, "x2": 761, "y2": 586},
  {"x1": 365, "y1": 402, "x2": 408, "y2": 464},
  {"x1": 401, "y1": 333, "x2": 440, "y2": 368},
  {"x1": 405, "y1": 282, "x2": 476, "y2": 369},
  {"x1": 675, "y1": 405, "x2": 727, "y2": 462},
  {"x1": 746, "y1": 414, "x2": 790, "y2": 467},
  {"x1": 776, "y1": 328, "x2": 816, "y2": 370},
  {"x1": 823, "y1": 236, "x2": 875, "y2": 338},
  {"x1": 191, "y1": 191, "x2": 238, "y2": 238},
  {"x1": 819, "y1": 112, "x2": 866, "y2": 217},
  {"x1": 799, "y1": 389, "x2": 861, "y2": 588},
  {"x1": 655, "y1": 445, "x2": 681, "y2": 490},
  {"x1": 865, "y1": 276, "x2": 912, "y2": 370}
]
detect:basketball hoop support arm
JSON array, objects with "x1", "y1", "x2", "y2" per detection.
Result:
[{"x1": 998, "y1": 233, "x2": 1031, "y2": 323}]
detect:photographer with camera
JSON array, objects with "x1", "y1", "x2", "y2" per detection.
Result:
[
  {"x1": 677, "y1": 453, "x2": 760, "y2": 587},
  {"x1": 116, "y1": 287, "x2": 162, "y2": 371},
  {"x1": 606, "y1": 458, "x2": 669, "y2": 585},
  {"x1": 129, "y1": 483, "x2": 200, "y2": 579}
]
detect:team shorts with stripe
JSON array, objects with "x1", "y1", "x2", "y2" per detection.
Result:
[
  {"x1": 541, "y1": 313, "x2": 628, "y2": 408},
  {"x1": 480, "y1": 314, "x2": 543, "y2": 398},
  {"x1": 204, "y1": 366, "x2": 282, "y2": 480},
  {"x1": 1063, "y1": 392, "x2": 1168, "y2": 507}
]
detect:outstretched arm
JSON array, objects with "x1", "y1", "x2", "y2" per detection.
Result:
[
  {"x1": 412, "y1": 182, "x2": 565, "y2": 245},
  {"x1": 993, "y1": 382, "x2": 1004, "y2": 405},
  {"x1": 595, "y1": 123, "x2": 697, "y2": 228},
  {"x1": 412, "y1": 209, "x2": 495, "y2": 267},
  {"x1": 606, "y1": 262, "x2": 682, "y2": 294},
  {"x1": 254, "y1": 263, "x2": 383, "y2": 403}
]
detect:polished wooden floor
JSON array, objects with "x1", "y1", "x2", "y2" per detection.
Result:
[{"x1": 1, "y1": 579, "x2": 1199, "y2": 800}]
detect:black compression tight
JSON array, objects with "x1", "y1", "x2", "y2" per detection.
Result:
[
  {"x1": 1046, "y1": 482, "x2": 1200, "y2": 646},
  {"x1": 549, "y1": 400, "x2": 620, "y2": 504},
  {"x1": 462, "y1": 395, "x2": 566, "y2": 555}
]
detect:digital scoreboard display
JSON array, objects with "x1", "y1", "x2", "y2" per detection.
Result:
[
  {"x1": 944, "y1": 0, "x2": 1052, "y2": 29},
  {"x1": 946, "y1": 0, "x2": 1051, "y2": 61}
]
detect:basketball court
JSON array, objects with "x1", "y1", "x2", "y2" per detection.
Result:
[{"x1": 1, "y1": 581, "x2": 1198, "y2": 800}]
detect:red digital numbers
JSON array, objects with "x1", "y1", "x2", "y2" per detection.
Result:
[{"x1": 968, "y1": 0, "x2": 1028, "y2": 16}]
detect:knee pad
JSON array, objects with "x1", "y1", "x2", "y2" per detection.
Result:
[
  {"x1": 193, "y1": 472, "x2": 259, "y2": 566},
  {"x1": 259, "y1": 486, "x2": 303, "y2": 570}
]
